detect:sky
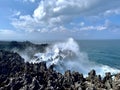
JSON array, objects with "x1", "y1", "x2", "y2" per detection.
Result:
[{"x1": 0, "y1": 0, "x2": 120, "y2": 41}]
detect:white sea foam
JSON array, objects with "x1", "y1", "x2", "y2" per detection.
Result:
[{"x1": 31, "y1": 38, "x2": 120, "y2": 76}]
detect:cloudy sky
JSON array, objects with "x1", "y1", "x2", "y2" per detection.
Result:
[{"x1": 0, "y1": 0, "x2": 120, "y2": 41}]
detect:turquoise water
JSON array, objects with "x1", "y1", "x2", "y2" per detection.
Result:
[
  {"x1": 34, "y1": 39, "x2": 120, "y2": 75},
  {"x1": 78, "y1": 40, "x2": 120, "y2": 69}
]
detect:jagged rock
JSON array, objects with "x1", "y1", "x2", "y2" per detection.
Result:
[
  {"x1": 74, "y1": 82, "x2": 81, "y2": 89},
  {"x1": 88, "y1": 69, "x2": 96, "y2": 79},
  {"x1": 23, "y1": 74, "x2": 32, "y2": 85},
  {"x1": 20, "y1": 85, "x2": 29, "y2": 90},
  {"x1": 86, "y1": 87, "x2": 96, "y2": 90},
  {"x1": 112, "y1": 79, "x2": 120, "y2": 90},
  {"x1": 62, "y1": 70, "x2": 74, "y2": 88},
  {"x1": 40, "y1": 62, "x2": 47, "y2": 71},
  {"x1": 114, "y1": 73, "x2": 120, "y2": 81},
  {"x1": 72, "y1": 71, "x2": 85, "y2": 83},
  {"x1": 0, "y1": 50, "x2": 120, "y2": 90},
  {"x1": 103, "y1": 72, "x2": 112, "y2": 83},
  {"x1": 30, "y1": 77, "x2": 40, "y2": 90},
  {"x1": 0, "y1": 50, "x2": 24, "y2": 76},
  {"x1": 102, "y1": 72, "x2": 112, "y2": 89}
]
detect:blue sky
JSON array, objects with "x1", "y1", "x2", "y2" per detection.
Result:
[{"x1": 0, "y1": 0, "x2": 120, "y2": 41}]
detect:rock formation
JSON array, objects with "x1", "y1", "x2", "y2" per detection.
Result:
[{"x1": 0, "y1": 50, "x2": 120, "y2": 90}]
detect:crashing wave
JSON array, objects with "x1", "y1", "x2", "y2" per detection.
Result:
[{"x1": 30, "y1": 38, "x2": 120, "y2": 76}]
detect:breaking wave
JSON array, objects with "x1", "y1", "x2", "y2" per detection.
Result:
[{"x1": 30, "y1": 38, "x2": 120, "y2": 76}]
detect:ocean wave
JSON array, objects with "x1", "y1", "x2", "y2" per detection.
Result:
[{"x1": 30, "y1": 38, "x2": 120, "y2": 76}]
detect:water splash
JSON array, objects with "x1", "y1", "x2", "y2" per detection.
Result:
[{"x1": 31, "y1": 38, "x2": 120, "y2": 76}]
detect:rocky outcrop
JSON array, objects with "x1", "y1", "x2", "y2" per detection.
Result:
[
  {"x1": 0, "y1": 50, "x2": 120, "y2": 90},
  {"x1": 0, "y1": 41, "x2": 48, "y2": 51},
  {"x1": 0, "y1": 50, "x2": 24, "y2": 75},
  {"x1": 0, "y1": 41, "x2": 48, "y2": 59}
]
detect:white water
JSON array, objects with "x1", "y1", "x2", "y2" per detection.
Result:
[{"x1": 30, "y1": 38, "x2": 120, "y2": 76}]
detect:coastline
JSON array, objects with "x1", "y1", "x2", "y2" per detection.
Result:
[{"x1": 0, "y1": 49, "x2": 120, "y2": 90}]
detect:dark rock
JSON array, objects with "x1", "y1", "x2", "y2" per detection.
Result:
[
  {"x1": 101, "y1": 72, "x2": 112, "y2": 89},
  {"x1": 30, "y1": 77, "x2": 40, "y2": 90},
  {"x1": 0, "y1": 50, "x2": 120, "y2": 90},
  {"x1": 0, "y1": 50, "x2": 24, "y2": 76},
  {"x1": 72, "y1": 71, "x2": 85, "y2": 83},
  {"x1": 23, "y1": 74, "x2": 32, "y2": 85},
  {"x1": 88, "y1": 69, "x2": 96, "y2": 77},
  {"x1": 40, "y1": 62, "x2": 47, "y2": 71}
]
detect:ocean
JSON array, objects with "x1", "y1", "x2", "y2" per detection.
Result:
[
  {"x1": 78, "y1": 40, "x2": 120, "y2": 69},
  {"x1": 33, "y1": 38, "x2": 120, "y2": 76}
]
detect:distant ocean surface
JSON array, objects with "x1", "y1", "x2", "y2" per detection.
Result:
[{"x1": 78, "y1": 40, "x2": 120, "y2": 69}]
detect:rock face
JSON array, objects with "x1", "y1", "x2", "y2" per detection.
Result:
[
  {"x1": 0, "y1": 50, "x2": 120, "y2": 90},
  {"x1": 0, "y1": 50, "x2": 24, "y2": 75},
  {"x1": 0, "y1": 41, "x2": 48, "y2": 59},
  {"x1": 0, "y1": 41, "x2": 48, "y2": 52}
]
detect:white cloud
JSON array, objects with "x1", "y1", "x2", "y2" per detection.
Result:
[
  {"x1": 80, "y1": 25, "x2": 107, "y2": 31},
  {"x1": 33, "y1": 1, "x2": 46, "y2": 20},
  {"x1": 32, "y1": 0, "x2": 101, "y2": 20},
  {"x1": 11, "y1": 0, "x2": 120, "y2": 33},
  {"x1": 78, "y1": 19, "x2": 120, "y2": 32},
  {"x1": 104, "y1": 8, "x2": 120, "y2": 16},
  {"x1": 23, "y1": 0, "x2": 35, "y2": 3}
]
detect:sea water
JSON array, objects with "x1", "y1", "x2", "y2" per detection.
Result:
[
  {"x1": 79, "y1": 40, "x2": 120, "y2": 69},
  {"x1": 31, "y1": 38, "x2": 120, "y2": 76}
]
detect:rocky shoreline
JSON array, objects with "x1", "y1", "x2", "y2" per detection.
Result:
[{"x1": 0, "y1": 50, "x2": 120, "y2": 90}]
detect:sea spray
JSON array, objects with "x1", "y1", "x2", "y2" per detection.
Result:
[{"x1": 31, "y1": 38, "x2": 120, "y2": 76}]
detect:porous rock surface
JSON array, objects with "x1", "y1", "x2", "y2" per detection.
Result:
[{"x1": 0, "y1": 50, "x2": 120, "y2": 90}]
